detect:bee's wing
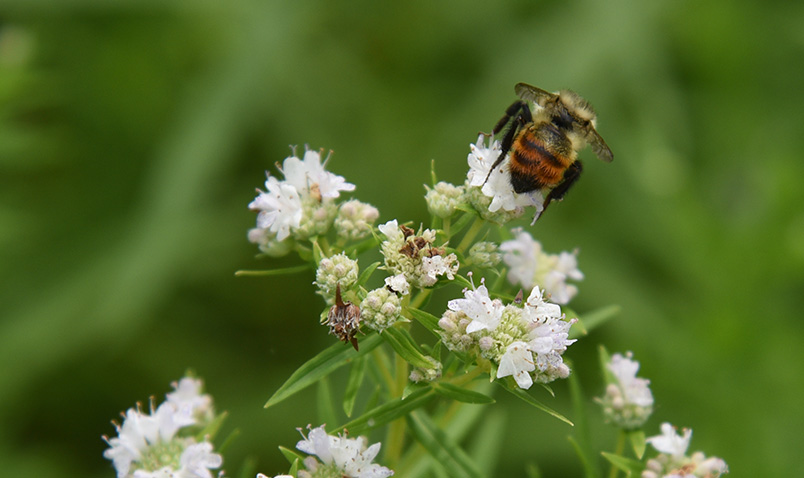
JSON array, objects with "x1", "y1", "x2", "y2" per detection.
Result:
[
  {"x1": 585, "y1": 127, "x2": 614, "y2": 162},
  {"x1": 515, "y1": 83, "x2": 555, "y2": 105}
]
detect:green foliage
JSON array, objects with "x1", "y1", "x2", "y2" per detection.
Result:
[{"x1": 2, "y1": 0, "x2": 803, "y2": 477}]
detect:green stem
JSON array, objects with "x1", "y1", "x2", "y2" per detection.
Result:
[
  {"x1": 608, "y1": 429, "x2": 626, "y2": 478},
  {"x1": 455, "y1": 217, "x2": 485, "y2": 255},
  {"x1": 408, "y1": 288, "x2": 432, "y2": 310},
  {"x1": 383, "y1": 353, "x2": 409, "y2": 467}
]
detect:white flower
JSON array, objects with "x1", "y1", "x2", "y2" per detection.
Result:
[
  {"x1": 249, "y1": 176, "x2": 303, "y2": 242},
  {"x1": 103, "y1": 377, "x2": 222, "y2": 478},
  {"x1": 496, "y1": 341, "x2": 536, "y2": 389},
  {"x1": 500, "y1": 229, "x2": 583, "y2": 304},
  {"x1": 384, "y1": 274, "x2": 410, "y2": 296},
  {"x1": 598, "y1": 352, "x2": 654, "y2": 429},
  {"x1": 642, "y1": 424, "x2": 728, "y2": 478},
  {"x1": 609, "y1": 353, "x2": 654, "y2": 408},
  {"x1": 166, "y1": 377, "x2": 213, "y2": 427},
  {"x1": 466, "y1": 135, "x2": 541, "y2": 213},
  {"x1": 378, "y1": 219, "x2": 403, "y2": 242},
  {"x1": 296, "y1": 425, "x2": 394, "y2": 478},
  {"x1": 447, "y1": 283, "x2": 504, "y2": 334},
  {"x1": 283, "y1": 148, "x2": 355, "y2": 199},
  {"x1": 420, "y1": 253, "x2": 458, "y2": 286},
  {"x1": 647, "y1": 423, "x2": 692, "y2": 457}
]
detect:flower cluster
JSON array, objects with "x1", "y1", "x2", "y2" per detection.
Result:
[
  {"x1": 597, "y1": 351, "x2": 654, "y2": 429},
  {"x1": 359, "y1": 286, "x2": 403, "y2": 333},
  {"x1": 282, "y1": 425, "x2": 395, "y2": 478},
  {"x1": 248, "y1": 147, "x2": 377, "y2": 254},
  {"x1": 314, "y1": 252, "x2": 360, "y2": 300},
  {"x1": 102, "y1": 376, "x2": 222, "y2": 478},
  {"x1": 500, "y1": 228, "x2": 583, "y2": 304},
  {"x1": 643, "y1": 423, "x2": 729, "y2": 478},
  {"x1": 464, "y1": 134, "x2": 543, "y2": 224},
  {"x1": 438, "y1": 281, "x2": 577, "y2": 389},
  {"x1": 378, "y1": 220, "x2": 458, "y2": 289}
]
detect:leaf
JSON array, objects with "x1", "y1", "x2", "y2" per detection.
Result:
[
  {"x1": 316, "y1": 376, "x2": 337, "y2": 427},
  {"x1": 343, "y1": 356, "x2": 366, "y2": 417},
  {"x1": 567, "y1": 362, "x2": 600, "y2": 478},
  {"x1": 452, "y1": 273, "x2": 474, "y2": 289},
  {"x1": 601, "y1": 452, "x2": 645, "y2": 476},
  {"x1": 598, "y1": 345, "x2": 615, "y2": 383},
  {"x1": 234, "y1": 264, "x2": 311, "y2": 277},
  {"x1": 568, "y1": 304, "x2": 620, "y2": 339},
  {"x1": 406, "y1": 410, "x2": 484, "y2": 478},
  {"x1": 332, "y1": 386, "x2": 435, "y2": 436},
  {"x1": 497, "y1": 381, "x2": 573, "y2": 426},
  {"x1": 433, "y1": 382, "x2": 495, "y2": 404},
  {"x1": 264, "y1": 334, "x2": 382, "y2": 408},
  {"x1": 234, "y1": 456, "x2": 257, "y2": 478},
  {"x1": 278, "y1": 446, "x2": 304, "y2": 464},
  {"x1": 407, "y1": 307, "x2": 441, "y2": 334},
  {"x1": 381, "y1": 327, "x2": 433, "y2": 369},
  {"x1": 467, "y1": 408, "x2": 505, "y2": 477},
  {"x1": 196, "y1": 410, "x2": 227, "y2": 441},
  {"x1": 627, "y1": 429, "x2": 647, "y2": 459},
  {"x1": 356, "y1": 261, "x2": 381, "y2": 288}
]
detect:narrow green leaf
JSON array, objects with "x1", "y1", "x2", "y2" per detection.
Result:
[
  {"x1": 234, "y1": 264, "x2": 311, "y2": 277},
  {"x1": 598, "y1": 345, "x2": 615, "y2": 383},
  {"x1": 627, "y1": 429, "x2": 647, "y2": 459},
  {"x1": 216, "y1": 427, "x2": 239, "y2": 455},
  {"x1": 264, "y1": 334, "x2": 383, "y2": 408},
  {"x1": 333, "y1": 386, "x2": 435, "y2": 435},
  {"x1": 447, "y1": 210, "x2": 479, "y2": 239},
  {"x1": 430, "y1": 158, "x2": 438, "y2": 186},
  {"x1": 312, "y1": 240, "x2": 325, "y2": 264},
  {"x1": 525, "y1": 463, "x2": 542, "y2": 478},
  {"x1": 601, "y1": 452, "x2": 645, "y2": 476},
  {"x1": 406, "y1": 410, "x2": 484, "y2": 478},
  {"x1": 234, "y1": 456, "x2": 257, "y2": 478},
  {"x1": 433, "y1": 382, "x2": 495, "y2": 404},
  {"x1": 539, "y1": 382, "x2": 555, "y2": 398},
  {"x1": 343, "y1": 356, "x2": 366, "y2": 417},
  {"x1": 316, "y1": 376, "x2": 337, "y2": 426},
  {"x1": 452, "y1": 273, "x2": 473, "y2": 289},
  {"x1": 568, "y1": 362, "x2": 600, "y2": 478},
  {"x1": 467, "y1": 408, "x2": 505, "y2": 477},
  {"x1": 344, "y1": 235, "x2": 381, "y2": 256},
  {"x1": 288, "y1": 458, "x2": 300, "y2": 477},
  {"x1": 381, "y1": 327, "x2": 433, "y2": 369},
  {"x1": 196, "y1": 410, "x2": 227, "y2": 442},
  {"x1": 356, "y1": 261, "x2": 381, "y2": 288},
  {"x1": 278, "y1": 446, "x2": 304, "y2": 464},
  {"x1": 407, "y1": 307, "x2": 440, "y2": 333},
  {"x1": 569, "y1": 305, "x2": 620, "y2": 339},
  {"x1": 498, "y1": 381, "x2": 573, "y2": 426}
]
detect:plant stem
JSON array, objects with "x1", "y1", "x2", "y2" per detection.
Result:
[
  {"x1": 455, "y1": 217, "x2": 485, "y2": 255},
  {"x1": 409, "y1": 288, "x2": 432, "y2": 310},
  {"x1": 608, "y1": 429, "x2": 627, "y2": 478},
  {"x1": 383, "y1": 353, "x2": 409, "y2": 467}
]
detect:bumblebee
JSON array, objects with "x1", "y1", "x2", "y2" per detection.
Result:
[{"x1": 486, "y1": 83, "x2": 613, "y2": 216}]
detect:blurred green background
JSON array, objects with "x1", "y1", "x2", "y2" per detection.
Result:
[{"x1": 2, "y1": 0, "x2": 803, "y2": 477}]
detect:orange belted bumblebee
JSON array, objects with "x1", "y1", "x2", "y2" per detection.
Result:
[{"x1": 485, "y1": 83, "x2": 613, "y2": 217}]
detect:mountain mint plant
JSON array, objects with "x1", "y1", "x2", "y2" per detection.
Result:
[{"x1": 103, "y1": 134, "x2": 728, "y2": 477}]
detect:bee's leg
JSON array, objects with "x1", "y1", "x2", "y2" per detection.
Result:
[
  {"x1": 485, "y1": 101, "x2": 531, "y2": 185},
  {"x1": 544, "y1": 160, "x2": 583, "y2": 207}
]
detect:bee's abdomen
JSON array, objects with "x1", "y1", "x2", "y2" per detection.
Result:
[{"x1": 509, "y1": 126, "x2": 574, "y2": 194}]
